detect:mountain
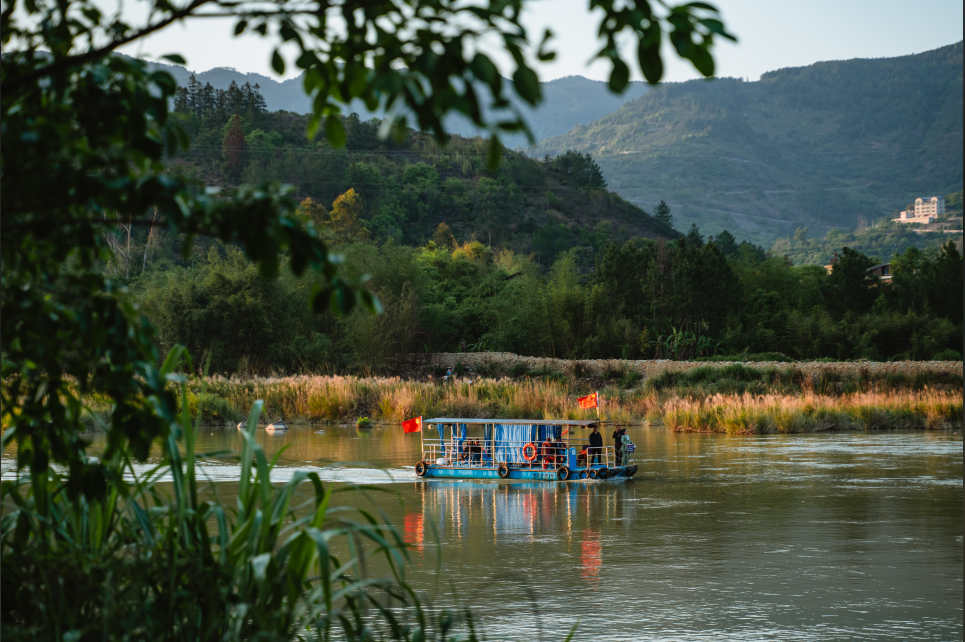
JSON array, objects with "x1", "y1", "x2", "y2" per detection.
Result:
[
  {"x1": 531, "y1": 42, "x2": 964, "y2": 246},
  {"x1": 144, "y1": 57, "x2": 649, "y2": 145},
  {"x1": 169, "y1": 109, "x2": 676, "y2": 262}
]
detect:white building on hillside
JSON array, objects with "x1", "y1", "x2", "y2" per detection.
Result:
[{"x1": 893, "y1": 196, "x2": 945, "y2": 224}]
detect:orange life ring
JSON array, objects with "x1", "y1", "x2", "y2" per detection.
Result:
[{"x1": 522, "y1": 443, "x2": 538, "y2": 461}]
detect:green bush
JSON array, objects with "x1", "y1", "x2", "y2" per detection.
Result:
[
  {"x1": 179, "y1": 391, "x2": 241, "y2": 425},
  {"x1": 932, "y1": 348, "x2": 963, "y2": 361},
  {"x1": 618, "y1": 370, "x2": 643, "y2": 388},
  {"x1": 530, "y1": 364, "x2": 566, "y2": 382},
  {"x1": 509, "y1": 363, "x2": 530, "y2": 378}
]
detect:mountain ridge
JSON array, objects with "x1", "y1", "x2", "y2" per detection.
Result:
[
  {"x1": 142, "y1": 56, "x2": 649, "y2": 145},
  {"x1": 531, "y1": 41, "x2": 964, "y2": 245}
]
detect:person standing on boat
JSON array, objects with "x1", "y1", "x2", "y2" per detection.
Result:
[
  {"x1": 588, "y1": 425, "x2": 603, "y2": 465},
  {"x1": 619, "y1": 428, "x2": 633, "y2": 465},
  {"x1": 612, "y1": 426, "x2": 625, "y2": 466}
]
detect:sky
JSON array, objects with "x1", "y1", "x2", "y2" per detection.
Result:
[{"x1": 121, "y1": 0, "x2": 964, "y2": 84}]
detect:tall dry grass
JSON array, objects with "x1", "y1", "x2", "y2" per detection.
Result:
[
  {"x1": 183, "y1": 375, "x2": 962, "y2": 432},
  {"x1": 192, "y1": 375, "x2": 610, "y2": 424},
  {"x1": 662, "y1": 389, "x2": 963, "y2": 433}
]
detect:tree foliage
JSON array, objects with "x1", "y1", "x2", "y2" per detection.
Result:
[
  {"x1": 1, "y1": 0, "x2": 735, "y2": 499},
  {"x1": 132, "y1": 234, "x2": 963, "y2": 372}
]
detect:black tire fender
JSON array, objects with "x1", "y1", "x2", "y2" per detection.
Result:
[
  {"x1": 497, "y1": 463, "x2": 510, "y2": 479},
  {"x1": 588, "y1": 468, "x2": 599, "y2": 480},
  {"x1": 556, "y1": 466, "x2": 570, "y2": 481},
  {"x1": 415, "y1": 461, "x2": 427, "y2": 476},
  {"x1": 598, "y1": 468, "x2": 610, "y2": 479}
]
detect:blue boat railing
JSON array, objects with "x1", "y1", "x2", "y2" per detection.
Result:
[{"x1": 420, "y1": 440, "x2": 617, "y2": 469}]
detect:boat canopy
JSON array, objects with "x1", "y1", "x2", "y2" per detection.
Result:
[{"x1": 423, "y1": 418, "x2": 598, "y2": 426}]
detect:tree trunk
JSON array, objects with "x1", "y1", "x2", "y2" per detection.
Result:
[{"x1": 142, "y1": 207, "x2": 158, "y2": 272}]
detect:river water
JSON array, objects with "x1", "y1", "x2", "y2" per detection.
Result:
[{"x1": 5, "y1": 426, "x2": 962, "y2": 640}]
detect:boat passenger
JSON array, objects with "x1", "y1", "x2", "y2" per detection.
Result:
[
  {"x1": 588, "y1": 425, "x2": 603, "y2": 465},
  {"x1": 540, "y1": 435, "x2": 556, "y2": 469},
  {"x1": 612, "y1": 426, "x2": 624, "y2": 466},
  {"x1": 469, "y1": 440, "x2": 482, "y2": 464}
]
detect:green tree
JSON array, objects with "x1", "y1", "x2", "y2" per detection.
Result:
[
  {"x1": 550, "y1": 150, "x2": 608, "y2": 188},
  {"x1": 823, "y1": 247, "x2": 879, "y2": 318},
  {"x1": 742, "y1": 290, "x2": 788, "y2": 352},
  {"x1": 711, "y1": 229, "x2": 738, "y2": 256},
  {"x1": 931, "y1": 240, "x2": 964, "y2": 324},
  {"x1": 328, "y1": 189, "x2": 370, "y2": 243},
  {"x1": 222, "y1": 115, "x2": 247, "y2": 178},
  {"x1": 686, "y1": 223, "x2": 704, "y2": 247},
  {"x1": 653, "y1": 200, "x2": 673, "y2": 228},
  {"x1": 433, "y1": 222, "x2": 457, "y2": 249}
]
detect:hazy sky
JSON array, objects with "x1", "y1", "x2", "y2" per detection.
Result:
[{"x1": 123, "y1": 0, "x2": 964, "y2": 83}]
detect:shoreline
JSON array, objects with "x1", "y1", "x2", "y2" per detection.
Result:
[{"x1": 67, "y1": 365, "x2": 963, "y2": 434}]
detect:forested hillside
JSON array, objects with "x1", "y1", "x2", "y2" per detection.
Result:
[
  {"x1": 532, "y1": 42, "x2": 964, "y2": 246},
  {"x1": 145, "y1": 55, "x2": 649, "y2": 145},
  {"x1": 168, "y1": 89, "x2": 674, "y2": 257},
  {"x1": 106, "y1": 75, "x2": 962, "y2": 374},
  {"x1": 773, "y1": 189, "x2": 963, "y2": 265}
]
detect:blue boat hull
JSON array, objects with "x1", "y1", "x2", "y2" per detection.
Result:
[{"x1": 421, "y1": 465, "x2": 637, "y2": 481}]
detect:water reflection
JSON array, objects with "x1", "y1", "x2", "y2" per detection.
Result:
[{"x1": 2, "y1": 426, "x2": 961, "y2": 641}]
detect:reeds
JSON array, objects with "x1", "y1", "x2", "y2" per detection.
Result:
[
  {"x1": 663, "y1": 389, "x2": 963, "y2": 433},
  {"x1": 174, "y1": 374, "x2": 962, "y2": 432},
  {"x1": 193, "y1": 375, "x2": 607, "y2": 424}
]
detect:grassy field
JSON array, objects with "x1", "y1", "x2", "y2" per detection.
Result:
[{"x1": 79, "y1": 364, "x2": 960, "y2": 433}]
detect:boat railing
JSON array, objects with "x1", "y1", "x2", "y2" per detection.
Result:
[{"x1": 420, "y1": 439, "x2": 616, "y2": 468}]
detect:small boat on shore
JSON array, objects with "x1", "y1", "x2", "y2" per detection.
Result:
[
  {"x1": 236, "y1": 419, "x2": 290, "y2": 432},
  {"x1": 413, "y1": 418, "x2": 637, "y2": 481}
]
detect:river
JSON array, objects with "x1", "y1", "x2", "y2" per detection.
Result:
[{"x1": 4, "y1": 425, "x2": 962, "y2": 640}]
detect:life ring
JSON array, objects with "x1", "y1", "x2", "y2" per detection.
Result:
[
  {"x1": 415, "y1": 461, "x2": 427, "y2": 476},
  {"x1": 587, "y1": 468, "x2": 598, "y2": 480},
  {"x1": 556, "y1": 466, "x2": 570, "y2": 481},
  {"x1": 497, "y1": 463, "x2": 510, "y2": 479},
  {"x1": 522, "y1": 443, "x2": 538, "y2": 461}
]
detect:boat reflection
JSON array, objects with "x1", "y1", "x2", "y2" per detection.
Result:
[{"x1": 400, "y1": 479, "x2": 635, "y2": 588}]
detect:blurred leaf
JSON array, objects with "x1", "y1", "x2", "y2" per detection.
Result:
[
  {"x1": 271, "y1": 49, "x2": 285, "y2": 75},
  {"x1": 512, "y1": 67, "x2": 541, "y2": 104},
  {"x1": 325, "y1": 116, "x2": 346, "y2": 148},
  {"x1": 608, "y1": 58, "x2": 630, "y2": 93}
]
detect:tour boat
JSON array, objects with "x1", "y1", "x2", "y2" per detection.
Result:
[{"x1": 413, "y1": 418, "x2": 638, "y2": 481}]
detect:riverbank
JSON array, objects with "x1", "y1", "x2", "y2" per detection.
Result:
[
  {"x1": 663, "y1": 390, "x2": 962, "y2": 433},
  {"x1": 75, "y1": 362, "x2": 961, "y2": 433}
]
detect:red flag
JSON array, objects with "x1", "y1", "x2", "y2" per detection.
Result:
[
  {"x1": 402, "y1": 416, "x2": 423, "y2": 433},
  {"x1": 577, "y1": 392, "x2": 599, "y2": 409}
]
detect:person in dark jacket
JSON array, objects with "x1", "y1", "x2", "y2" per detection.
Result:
[
  {"x1": 612, "y1": 426, "x2": 624, "y2": 466},
  {"x1": 588, "y1": 425, "x2": 603, "y2": 465}
]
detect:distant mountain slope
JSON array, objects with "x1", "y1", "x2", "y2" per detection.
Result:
[
  {"x1": 145, "y1": 57, "x2": 648, "y2": 145},
  {"x1": 169, "y1": 109, "x2": 676, "y2": 262},
  {"x1": 532, "y1": 42, "x2": 964, "y2": 245}
]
